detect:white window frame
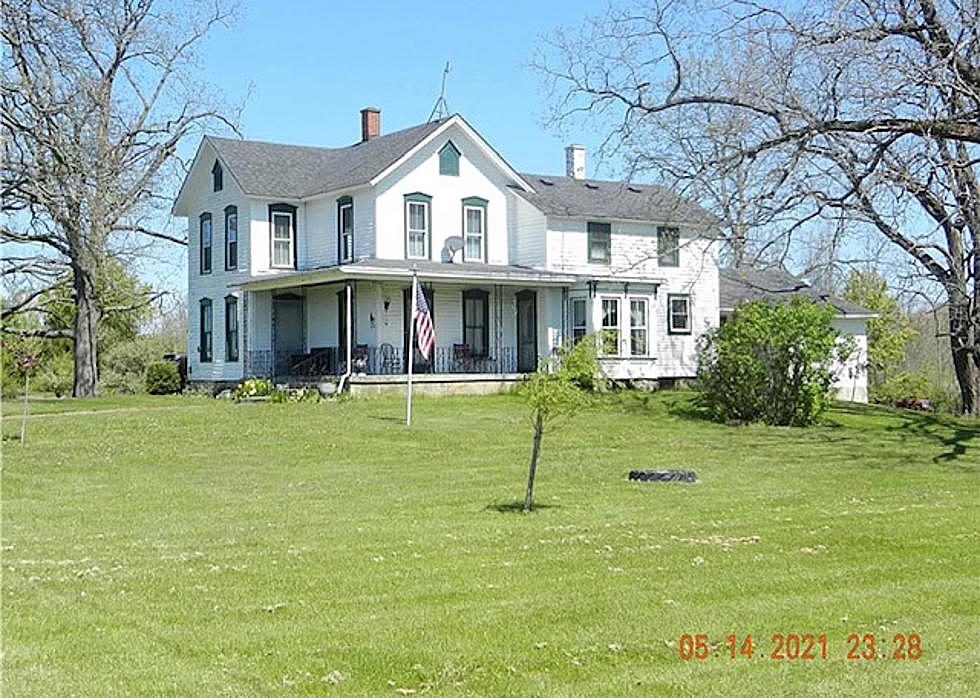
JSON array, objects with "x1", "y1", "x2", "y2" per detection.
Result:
[
  {"x1": 270, "y1": 211, "x2": 294, "y2": 269},
  {"x1": 407, "y1": 200, "x2": 429, "y2": 260},
  {"x1": 200, "y1": 213, "x2": 212, "y2": 274},
  {"x1": 630, "y1": 297, "x2": 648, "y2": 357},
  {"x1": 463, "y1": 205, "x2": 485, "y2": 262},
  {"x1": 339, "y1": 202, "x2": 353, "y2": 263},
  {"x1": 600, "y1": 297, "x2": 621, "y2": 356},
  {"x1": 225, "y1": 208, "x2": 237, "y2": 270},
  {"x1": 570, "y1": 297, "x2": 587, "y2": 342},
  {"x1": 668, "y1": 294, "x2": 692, "y2": 334}
]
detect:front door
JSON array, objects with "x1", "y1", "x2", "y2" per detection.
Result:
[
  {"x1": 516, "y1": 290, "x2": 537, "y2": 372},
  {"x1": 273, "y1": 294, "x2": 304, "y2": 376}
]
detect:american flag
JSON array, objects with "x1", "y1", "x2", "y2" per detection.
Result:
[{"x1": 413, "y1": 281, "x2": 435, "y2": 360}]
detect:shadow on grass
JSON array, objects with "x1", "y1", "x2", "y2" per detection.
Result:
[
  {"x1": 607, "y1": 390, "x2": 713, "y2": 423},
  {"x1": 663, "y1": 394, "x2": 713, "y2": 422},
  {"x1": 886, "y1": 412, "x2": 980, "y2": 468},
  {"x1": 368, "y1": 415, "x2": 405, "y2": 424},
  {"x1": 485, "y1": 501, "x2": 560, "y2": 514}
]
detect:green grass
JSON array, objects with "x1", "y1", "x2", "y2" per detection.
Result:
[{"x1": 2, "y1": 392, "x2": 978, "y2": 696}]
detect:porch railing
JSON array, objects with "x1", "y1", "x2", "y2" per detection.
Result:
[{"x1": 246, "y1": 345, "x2": 520, "y2": 379}]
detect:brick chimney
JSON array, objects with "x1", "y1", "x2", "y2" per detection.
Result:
[
  {"x1": 565, "y1": 144, "x2": 585, "y2": 179},
  {"x1": 360, "y1": 107, "x2": 381, "y2": 142}
]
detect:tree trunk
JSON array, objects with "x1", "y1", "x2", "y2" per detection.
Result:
[
  {"x1": 949, "y1": 322, "x2": 980, "y2": 416},
  {"x1": 524, "y1": 412, "x2": 544, "y2": 512},
  {"x1": 72, "y1": 264, "x2": 99, "y2": 397}
]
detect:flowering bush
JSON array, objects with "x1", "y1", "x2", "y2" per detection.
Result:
[
  {"x1": 233, "y1": 379, "x2": 323, "y2": 403},
  {"x1": 232, "y1": 378, "x2": 274, "y2": 400}
]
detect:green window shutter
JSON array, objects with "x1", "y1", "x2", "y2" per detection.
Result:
[{"x1": 439, "y1": 141, "x2": 460, "y2": 176}]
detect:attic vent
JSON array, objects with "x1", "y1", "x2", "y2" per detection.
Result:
[
  {"x1": 585, "y1": 182, "x2": 599, "y2": 190},
  {"x1": 538, "y1": 178, "x2": 554, "y2": 186},
  {"x1": 628, "y1": 185, "x2": 642, "y2": 193}
]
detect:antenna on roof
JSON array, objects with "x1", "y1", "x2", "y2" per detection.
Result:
[{"x1": 427, "y1": 61, "x2": 451, "y2": 122}]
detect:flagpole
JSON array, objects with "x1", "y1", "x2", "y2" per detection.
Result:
[{"x1": 406, "y1": 269, "x2": 417, "y2": 426}]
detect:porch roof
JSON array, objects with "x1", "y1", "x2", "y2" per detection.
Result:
[{"x1": 234, "y1": 258, "x2": 578, "y2": 291}]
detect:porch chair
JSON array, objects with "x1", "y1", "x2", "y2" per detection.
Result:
[{"x1": 453, "y1": 343, "x2": 473, "y2": 373}]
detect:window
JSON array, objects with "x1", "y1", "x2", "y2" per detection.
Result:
[
  {"x1": 199, "y1": 298, "x2": 212, "y2": 363},
  {"x1": 224, "y1": 205, "x2": 237, "y2": 270},
  {"x1": 588, "y1": 222, "x2": 611, "y2": 264},
  {"x1": 462, "y1": 196, "x2": 487, "y2": 262},
  {"x1": 571, "y1": 298, "x2": 587, "y2": 342},
  {"x1": 212, "y1": 161, "x2": 222, "y2": 192},
  {"x1": 630, "y1": 298, "x2": 648, "y2": 356},
  {"x1": 601, "y1": 298, "x2": 620, "y2": 355},
  {"x1": 337, "y1": 196, "x2": 353, "y2": 263},
  {"x1": 439, "y1": 141, "x2": 460, "y2": 176},
  {"x1": 225, "y1": 296, "x2": 239, "y2": 362},
  {"x1": 658, "y1": 226, "x2": 680, "y2": 267},
  {"x1": 269, "y1": 203, "x2": 296, "y2": 268},
  {"x1": 405, "y1": 193, "x2": 431, "y2": 259},
  {"x1": 199, "y1": 212, "x2": 212, "y2": 274},
  {"x1": 462, "y1": 289, "x2": 489, "y2": 357},
  {"x1": 668, "y1": 294, "x2": 691, "y2": 334}
]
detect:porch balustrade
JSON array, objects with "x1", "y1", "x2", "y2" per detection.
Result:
[{"x1": 246, "y1": 345, "x2": 519, "y2": 379}]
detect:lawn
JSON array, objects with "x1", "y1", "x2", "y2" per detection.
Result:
[{"x1": 2, "y1": 392, "x2": 978, "y2": 696}]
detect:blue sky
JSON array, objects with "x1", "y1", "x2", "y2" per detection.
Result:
[{"x1": 191, "y1": 0, "x2": 602, "y2": 177}]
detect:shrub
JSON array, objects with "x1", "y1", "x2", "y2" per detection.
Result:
[
  {"x1": 33, "y1": 350, "x2": 74, "y2": 397},
  {"x1": 871, "y1": 371, "x2": 960, "y2": 413},
  {"x1": 145, "y1": 361, "x2": 181, "y2": 394},
  {"x1": 553, "y1": 334, "x2": 607, "y2": 391},
  {"x1": 102, "y1": 337, "x2": 178, "y2": 394},
  {"x1": 696, "y1": 298, "x2": 848, "y2": 426}
]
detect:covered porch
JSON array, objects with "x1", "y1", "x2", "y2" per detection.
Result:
[{"x1": 235, "y1": 259, "x2": 575, "y2": 384}]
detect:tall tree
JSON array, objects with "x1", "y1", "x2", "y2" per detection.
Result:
[
  {"x1": 536, "y1": 0, "x2": 980, "y2": 414},
  {"x1": 844, "y1": 270, "x2": 918, "y2": 388},
  {"x1": 1, "y1": 0, "x2": 236, "y2": 396}
]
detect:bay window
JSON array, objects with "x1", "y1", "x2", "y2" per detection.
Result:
[
  {"x1": 601, "y1": 298, "x2": 620, "y2": 355},
  {"x1": 668, "y1": 294, "x2": 691, "y2": 334},
  {"x1": 571, "y1": 298, "x2": 587, "y2": 342},
  {"x1": 630, "y1": 298, "x2": 648, "y2": 356}
]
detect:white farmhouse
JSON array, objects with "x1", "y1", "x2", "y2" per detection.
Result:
[{"x1": 172, "y1": 108, "x2": 871, "y2": 400}]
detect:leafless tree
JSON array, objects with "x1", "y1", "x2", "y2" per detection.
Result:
[
  {"x1": 1, "y1": 0, "x2": 237, "y2": 396},
  {"x1": 535, "y1": 0, "x2": 980, "y2": 414}
]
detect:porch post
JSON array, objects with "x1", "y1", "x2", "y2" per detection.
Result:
[{"x1": 407, "y1": 271, "x2": 417, "y2": 426}]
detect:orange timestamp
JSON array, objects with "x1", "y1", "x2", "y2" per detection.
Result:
[{"x1": 678, "y1": 633, "x2": 922, "y2": 661}]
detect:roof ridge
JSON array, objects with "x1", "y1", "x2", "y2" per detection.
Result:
[
  {"x1": 207, "y1": 118, "x2": 448, "y2": 154},
  {"x1": 518, "y1": 172, "x2": 671, "y2": 189}
]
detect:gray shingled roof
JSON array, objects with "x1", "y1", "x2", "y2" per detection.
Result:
[
  {"x1": 204, "y1": 117, "x2": 716, "y2": 227},
  {"x1": 512, "y1": 174, "x2": 718, "y2": 226},
  {"x1": 207, "y1": 119, "x2": 446, "y2": 199},
  {"x1": 720, "y1": 267, "x2": 874, "y2": 316}
]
